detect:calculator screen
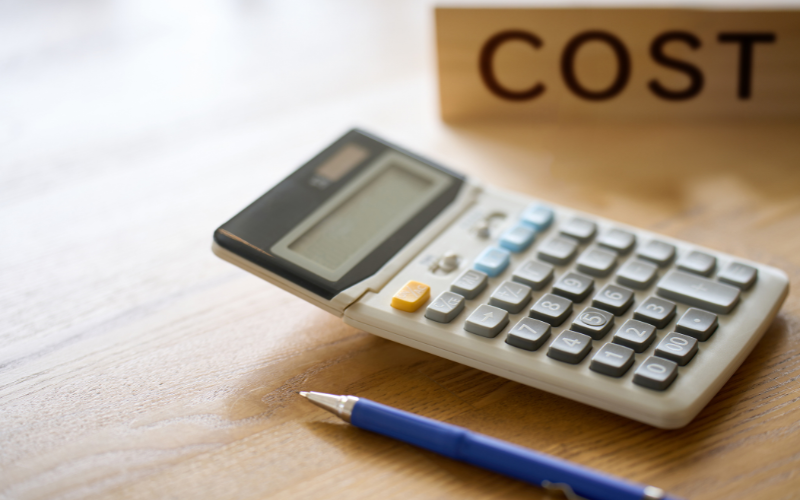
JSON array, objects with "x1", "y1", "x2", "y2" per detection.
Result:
[{"x1": 271, "y1": 151, "x2": 454, "y2": 282}]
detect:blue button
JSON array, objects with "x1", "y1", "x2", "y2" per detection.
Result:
[
  {"x1": 499, "y1": 223, "x2": 536, "y2": 253},
  {"x1": 520, "y1": 204, "x2": 554, "y2": 231},
  {"x1": 474, "y1": 247, "x2": 511, "y2": 277}
]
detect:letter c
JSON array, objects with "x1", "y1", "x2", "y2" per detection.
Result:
[{"x1": 479, "y1": 30, "x2": 545, "y2": 101}]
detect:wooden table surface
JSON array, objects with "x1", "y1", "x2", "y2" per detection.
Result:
[{"x1": 2, "y1": 2, "x2": 799, "y2": 499}]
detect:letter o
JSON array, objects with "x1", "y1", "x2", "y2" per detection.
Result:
[
  {"x1": 479, "y1": 30, "x2": 545, "y2": 101},
  {"x1": 561, "y1": 31, "x2": 631, "y2": 101}
]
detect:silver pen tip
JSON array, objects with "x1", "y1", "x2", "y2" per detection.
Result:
[{"x1": 298, "y1": 391, "x2": 309, "y2": 398}]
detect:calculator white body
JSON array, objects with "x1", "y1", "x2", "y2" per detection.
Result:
[{"x1": 213, "y1": 130, "x2": 789, "y2": 429}]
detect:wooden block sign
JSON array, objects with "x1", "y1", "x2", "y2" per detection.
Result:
[{"x1": 435, "y1": 8, "x2": 800, "y2": 121}]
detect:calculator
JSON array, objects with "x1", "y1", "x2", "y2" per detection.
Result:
[{"x1": 213, "y1": 129, "x2": 789, "y2": 428}]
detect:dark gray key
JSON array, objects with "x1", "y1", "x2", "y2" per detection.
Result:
[
  {"x1": 616, "y1": 259, "x2": 658, "y2": 290},
  {"x1": 718, "y1": 262, "x2": 758, "y2": 290},
  {"x1": 633, "y1": 296, "x2": 676, "y2": 328},
  {"x1": 464, "y1": 304, "x2": 509, "y2": 338},
  {"x1": 612, "y1": 319, "x2": 657, "y2": 352},
  {"x1": 655, "y1": 332, "x2": 698, "y2": 366},
  {"x1": 677, "y1": 251, "x2": 717, "y2": 277},
  {"x1": 656, "y1": 270, "x2": 740, "y2": 314},
  {"x1": 512, "y1": 260, "x2": 554, "y2": 290},
  {"x1": 676, "y1": 308, "x2": 718, "y2": 341},
  {"x1": 633, "y1": 356, "x2": 678, "y2": 391},
  {"x1": 597, "y1": 229, "x2": 636, "y2": 255},
  {"x1": 571, "y1": 307, "x2": 615, "y2": 340},
  {"x1": 506, "y1": 318, "x2": 551, "y2": 351},
  {"x1": 553, "y1": 272, "x2": 594, "y2": 302},
  {"x1": 592, "y1": 284, "x2": 634, "y2": 315},
  {"x1": 489, "y1": 281, "x2": 532, "y2": 314},
  {"x1": 450, "y1": 269, "x2": 488, "y2": 299},
  {"x1": 590, "y1": 343, "x2": 635, "y2": 377},
  {"x1": 530, "y1": 293, "x2": 573, "y2": 326},
  {"x1": 547, "y1": 330, "x2": 592, "y2": 364},
  {"x1": 576, "y1": 247, "x2": 617, "y2": 277},
  {"x1": 537, "y1": 237, "x2": 578, "y2": 265},
  {"x1": 425, "y1": 291, "x2": 465, "y2": 323},
  {"x1": 637, "y1": 240, "x2": 676, "y2": 267},
  {"x1": 560, "y1": 218, "x2": 597, "y2": 242}
]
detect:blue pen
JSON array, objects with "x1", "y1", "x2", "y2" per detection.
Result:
[{"x1": 299, "y1": 392, "x2": 678, "y2": 500}]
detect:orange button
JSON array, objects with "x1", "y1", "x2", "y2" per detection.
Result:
[{"x1": 391, "y1": 280, "x2": 431, "y2": 312}]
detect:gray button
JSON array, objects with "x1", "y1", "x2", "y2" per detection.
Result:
[
  {"x1": 677, "y1": 251, "x2": 717, "y2": 277},
  {"x1": 675, "y1": 308, "x2": 718, "y2": 341},
  {"x1": 489, "y1": 281, "x2": 532, "y2": 314},
  {"x1": 718, "y1": 262, "x2": 758, "y2": 290},
  {"x1": 633, "y1": 296, "x2": 677, "y2": 328},
  {"x1": 553, "y1": 272, "x2": 594, "y2": 302},
  {"x1": 571, "y1": 307, "x2": 615, "y2": 340},
  {"x1": 616, "y1": 259, "x2": 658, "y2": 290},
  {"x1": 506, "y1": 318, "x2": 551, "y2": 351},
  {"x1": 612, "y1": 319, "x2": 657, "y2": 352},
  {"x1": 637, "y1": 240, "x2": 676, "y2": 267},
  {"x1": 590, "y1": 343, "x2": 635, "y2": 377},
  {"x1": 597, "y1": 229, "x2": 636, "y2": 255},
  {"x1": 530, "y1": 293, "x2": 573, "y2": 326},
  {"x1": 560, "y1": 218, "x2": 597, "y2": 242},
  {"x1": 464, "y1": 304, "x2": 509, "y2": 338},
  {"x1": 592, "y1": 284, "x2": 634, "y2": 315},
  {"x1": 576, "y1": 247, "x2": 618, "y2": 277},
  {"x1": 537, "y1": 237, "x2": 578, "y2": 265},
  {"x1": 633, "y1": 356, "x2": 679, "y2": 391},
  {"x1": 424, "y1": 291, "x2": 465, "y2": 324},
  {"x1": 655, "y1": 332, "x2": 698, "y2": 366},
  {"x1": 547, "y1": 330, "x2": 593, "y2": 364},
  {"x1": 656, "y1": 270, "x2": 740, "y2": 314},
  {"x1": 450, "y1": 269, "x2": 488, "y2": 299},
  {"x1": 512, "y1": 260, "x2": 554, "y2": 290}
]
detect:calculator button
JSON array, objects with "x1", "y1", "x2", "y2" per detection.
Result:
[
  {"x1": 677, "y1": 251, "x2": 717, "y2": 277},
  {"x1": 576, "y1": 247, "x2": 617, "y2": 277},
  {"x1": 633, "y1": 356, "x2": 678, "y2": 391},
  {"x1": 590, "y1": 343, "x2": 635, "y2": 377},
  {"x1": 560, "y1": 218, "x2": 597, "y2": 242},
  {"x1": 612, "y1": 319, "x2": 657, "y2": 353},
  {"x1": 552, "y1": 272, "x2": 594, "y2": 302},
  {"x1": 597, "y1": 229, "x2": 636, "y2": 255},
  {"x1": 675, "y1": 308, "x2": 718, "y2": 341},
  {"x1": 530, "y1": 293, "x2": 573, "y2": 326},
  {"x1": 655, "y1": 333, "x2": 698, "y2": 366},
  {"x1": 633, "y1": 296, "x2": 677, "y2": 328},
  {"x1": 499, "y1": 223, "x2": 536, "y2": 253},
  {"x1": 615, "y1": 259, "x2": 658, "y2": 290},
  {"x1": 512, "y1": 260, "x2": 554, "y2": 290},
  {"x1": 424, "y1": 291, "x2": 465, "y2": 323},
  {"x1": 637, "y1": 240, "x2": 676, "y2": 267},
  {"x1": 718, "y1": 262, "x2": 758, "y2": 290},
  {"x1": 547, "y1": 330, "x2": 592, "y2": 364},
  {"x1": 390, "y1": 280, "x2": 431, "y2": 312},
  {"x1": 656, "y1": 270, "x2": 740, "y2": 314},
  {"x1": 537, "y1": 237, "x2": 578, "y2": 265},
  {"x1": 592, "y1": 284, "x2": 634, "y2": 315},
  {"x1": 464, "y1": 304, "x2": 509, "y2": 338},
  {"x1": 506, "y1": 318, "x2": 551, "y2": 351},
  {"x1": 473, "y1": 247, "x2": 511, "y2": 277},
  {"x1": 451, "y1": 269, "x2": 488, "y2": 299},
  {"x1": 571, "y1": 307, "x2": 615, "y2": 340},
  {"x1": 489, "y1": 281, "x2": 532, "y2": 314},
  {"x1": 520, "y1": 204, "x2": 554, "y2": 231}
]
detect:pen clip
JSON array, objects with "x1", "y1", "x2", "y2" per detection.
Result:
[{"x1": 541, "y1": 480, "x2": 588, "y2": 500}]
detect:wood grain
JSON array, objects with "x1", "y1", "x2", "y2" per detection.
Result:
[{"x1": 1, "y1": 1, "x2": 799, "y2": 499}]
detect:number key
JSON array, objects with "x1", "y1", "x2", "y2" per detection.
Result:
[
  {"x1": 590, "y1": 343, "x2": 635, "y2": 377},
  {"x1": 592, "y1": 284, "x2": 634, "y2": 315},
  {"x1": 506, "y1": 318, "x2": 551, "y2": 351},
  {"x1": 552, "y1": 272, "x2": 594, "y2": 302},
  {"x1": 612, "y1": 319, "x2": 657, "y2": 352},
  {"x1": 633, "y1": 296, "x2": 676, "y2": 328},
  {"x1": 571, "y1": 307, "x2": 615, "y2": 340},
  {"x1": 633, "y1": 356, "x2": 679, "y2": 391},
  {"x1": 530, "y1": 293, "x2": 573, "y2": 326},
  {"x1": 655, "y1": 332, "x2": 698, "y2": 366},
  {"x1": 547, "y1": 330, "x2": 592, "y2": 364}
]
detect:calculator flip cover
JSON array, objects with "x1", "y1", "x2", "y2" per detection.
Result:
[{"x1": 213, "y1": 129, "x2": 789, "y2": 428}]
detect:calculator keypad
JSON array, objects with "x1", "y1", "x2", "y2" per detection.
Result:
[
  {"x1": 520, "y1": 204, "x2": 554, "y2": 231},
  {"x1": 506, "y1": 318, "x2": 551, "y2": 351},
  {"x1": 592, "y1": 284, "x2": 634, "y2": 315},
  {"x1": 499, "y1": 223, "x2": 537, "y2": 253},
  {"x1": 654, "y1": 333, "x2": 698, "y2": 366},
  {"x1": 633, "y1": 296, "x2": 677, "y2": 328},
  {"x1": 657, "y1": 270, "x2": 740, "y2": 314},
  {"x1": 571, "y1": 307, "x2": 615, "y2": 340},
  {"x1": 489, "y1": 281, "x2": 532, "y2": 314},
  {"x1": 464, "y1": 304, "x2": 509, "y2": 338},
  {"x1": 612, "y1": 319, "x2": 656, "y2": 352},
  {"x1": 633, "y1": 357, "x2": 678, "y2": 390},
  {"x1": 512, "y1": 260, "x2": 554, "y2": 290},
  {"x1": 576, "y1": 247, "x2": 618, "y2": 277},
  {"x1": 560, "y1": 218, "x2": 597, "y2": 242},
  {"x1": 450, "y1": 269, "x2": 488, "y2": 299},
  {"x1": 537, "y1": 236, "x2": 578, "y2": 265},
  {"x1": 597, "y1": 229, "x2": 636, "y2": 255},
  {"x1": 590, "y1": 343, "x2": 635, "y2": 377},
  {"x1": 474, "y1": 247, "x2": 511, "y2": 277},
  {"x1": 530, "y1": 293, "x2": 573, "y2": 326},
  {"x1": 616, "y1": 259, "x2": 658, "y2": 289},
  {"x1": 718, "y1": 262, "x2": 758, "y2": 290},
  {"x1": 425, "y1": 291, "x2": 465, "y2": 324},
  {"x1": 552, "y1": 272, "x2": 594, "y2": 302},
  {"x1": 675, "y1": 308, "x2": 718, "y2": 341},
  {"x1": 637, "y1": 240, "x2": 676, "y2": 267},
  {"x1": 677, "y1": 250, "x2": 717, "y2": 277},
  {"x1": 548, "y1": 330, "x2": 593, "y2": 363}
]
